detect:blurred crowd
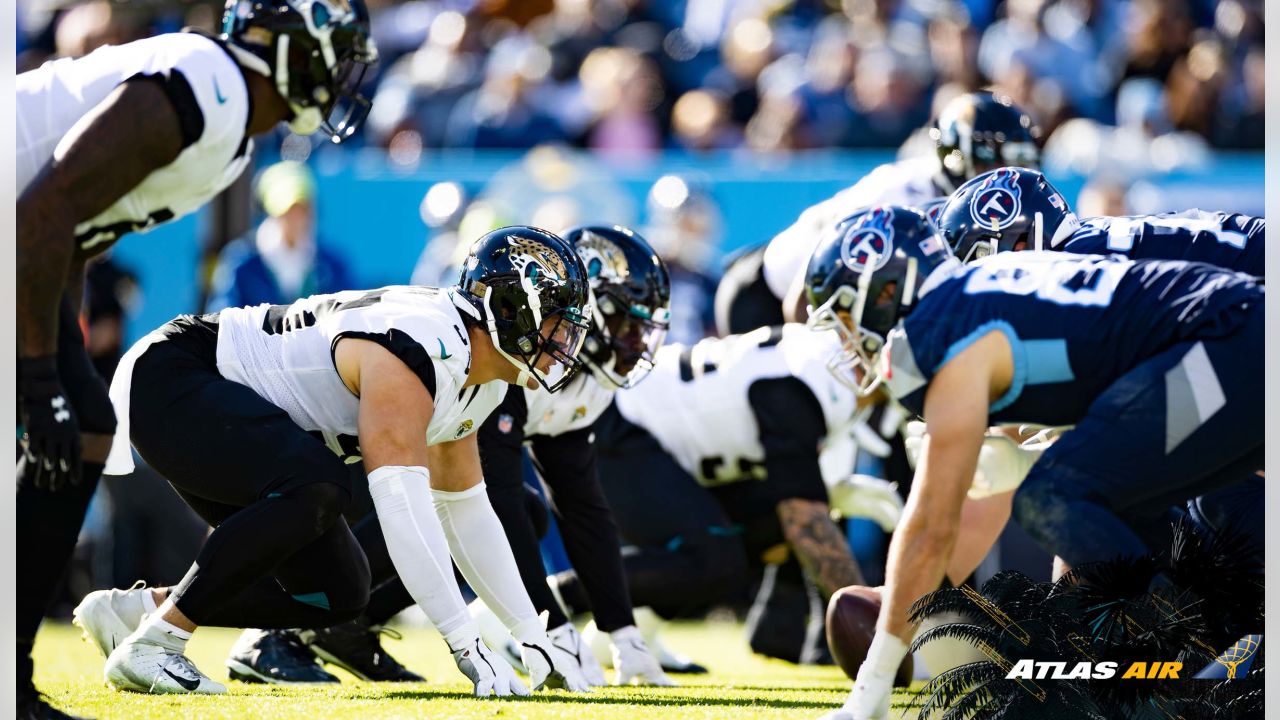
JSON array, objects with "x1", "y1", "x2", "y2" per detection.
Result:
[{"x1": 19, "y1": 0, "x2": 1267, "y2": 163}]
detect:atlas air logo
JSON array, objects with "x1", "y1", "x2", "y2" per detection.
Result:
[
  {"x1": 1193, "y1": 635, "x2": 1262, "y2": 679},
  {"x1": 969, "y1": 169, "x2": 1022, "y2": 231},
  {"x1": 1006, "y1": 660, "x2": 1183, "y2": 680},
  {"x1": 838, "y1": 207, "x2": 895, "y2": 271}
]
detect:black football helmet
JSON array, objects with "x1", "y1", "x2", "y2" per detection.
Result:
[
  {"x1": 562, "y1": 225, "x2": 671, "y2": 390},
  {"x1": 937, "y1": 167, "x2": 1082, "y2": 263},
  {"x1": 457, "y1": 226, "x2": 592, "y2": 393},
  {"x1": 806, "y1": 206, "x2": 956, "y2": 395},
  {"x1": 932, "y1": 91, "x2": 1040, "y2": 192},
  {"x1": 223, "y1": 0, "x2": 378, "y2": 142}
]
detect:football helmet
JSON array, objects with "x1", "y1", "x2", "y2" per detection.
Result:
[
  {"x1": 917, "y1": 196, "x2": 948, "y2": 226},
  {"x1": 562, "y1": 225, "x2": 671, "y2": 390},
  {"x1": 806, "y1": 206, "x2": 956, "y2": 395},
  {"x1": 458, "y1": 226, "x2": 592, "y2": 393},
  {"x1": 223, "y1": 0, "x2": 378, "y2": 142},
  {"x1": 932, "y1": 91, "x2": 1040, "y2": 192},
  {"x1": 937, "y1": 167, "x2": 1081, "y2": 263}
]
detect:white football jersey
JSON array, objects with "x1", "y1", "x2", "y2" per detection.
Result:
[
  {"x1": 614, "y1": 325, "x2": 858, "y2": 485},
  {"x1": 215, "y1": 286, "x2": 504, "y2": 451},
  {"x1": 761, "y1": 155, "x2": 943, "y2": 300},
  {"x1": 17, "y1": 32, "x2": 253, "y2": 252},
  {"x1": 523, "y1": 373, "x2": 615, "y2": 439}
]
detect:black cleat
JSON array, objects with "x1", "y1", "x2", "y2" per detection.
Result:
[
  {"x1": 226, "y1": 629, "x2": 341, "y2": 685},
  {"x1": 17, "y1": 687, "x2": 89, "y2": 720},
  {"x1": 302, "y1": 622, "x2": 424, "y2": 682},
  {"x1": 661, "y1": 658, "x2": 710, "y2": 674}
]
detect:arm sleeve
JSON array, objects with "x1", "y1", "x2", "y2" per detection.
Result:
[
  {"x1": 747, "y1": 377, "x2": 831, "y2": 506},
  {"x1": 530, "y1": 425, "x2": 636, "y2": 632},
  {"x1": 475, "y1": 387, "x2": 573, "y2": 629}
]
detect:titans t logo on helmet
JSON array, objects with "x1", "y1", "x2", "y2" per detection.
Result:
[
  {"x1": 839, "y1": 207, "x2": 896, "y2": 271},
  {"x1": 969, "y1": 169, "x2": 1023, "y2": 232}
]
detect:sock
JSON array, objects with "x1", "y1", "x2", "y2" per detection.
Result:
[{"x1": 133, "y1": 613, "x2": 193, "y2": 652}]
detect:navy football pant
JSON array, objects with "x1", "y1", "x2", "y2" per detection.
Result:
[{"x1": 1013, "y1": 303, "x2": 1265, "y2": 567}]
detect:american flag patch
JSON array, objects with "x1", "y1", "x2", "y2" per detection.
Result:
[
  {"x1": 918, "y1": 234, "x2": 945, "y2": 256},
  {"x1": 1048, "y1": 193, "x2": 1066, "y2": 211}
]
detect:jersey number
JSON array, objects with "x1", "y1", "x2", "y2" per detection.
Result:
[
  {"x1": 261, "y1": 289, "x2": 390, "y2": 335},
  {"x1": 964, "y1": 257, "x2": 1127, "y2": 307},
  {"x1": 698, "y1": 455, "x2": 767, "y2": 486}
]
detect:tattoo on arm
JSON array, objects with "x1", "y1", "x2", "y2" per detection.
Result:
[
  {"x1": 778, "y1": 498, "x2": 865, "y2": 597},
  {"x1": 17, "y1": 78, "x2": 183, "y2": 358}
]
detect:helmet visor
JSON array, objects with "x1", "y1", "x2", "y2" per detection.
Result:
[
  {"x1": 527, "y1": 308, "x2": 592, "y2": 393},
  {"x1": 597, "y1": 302, "x2": 669, "y2": 389},
  {"x1": 322, "y1": 51, "x2": 375, "y2": 143}
]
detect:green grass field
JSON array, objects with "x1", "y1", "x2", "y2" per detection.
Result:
[{"x1": 34, "y1": 620, "x2": 921, "y2": 719}]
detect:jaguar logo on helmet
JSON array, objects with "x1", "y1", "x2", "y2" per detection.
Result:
[
  {"x1": 507, "y1": 234, "x2": 567, "y2": 283},
  {"x1": 576, "y1": 230, "x2": 631, "y2": 285},
  {"x1": 969, "y1": 168, "x2": 1023, "y2": 231},
  {"x1": 839, "y1": 207, "x2": 895, "y2": 271}
]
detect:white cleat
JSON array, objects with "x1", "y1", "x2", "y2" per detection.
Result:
[
  {"x1": 548, "y1": 622, "x2": 608, "y2": 687},
  {"x1": 73, "y1": 581, "x2": 152, "y2": 658},
  {"x1": 105, "y1": 636, "x2": 227, "y2": 695}
]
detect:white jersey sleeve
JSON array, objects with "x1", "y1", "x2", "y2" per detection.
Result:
[
  {"x1": 614, "y1": 325, "x2": 859, "y2": 485},
  {"x1": 761, "y1": 155, "x2": 943, "y2": 300},
  {"x1": 521, "y1": 374, "x2": 615, "y2": 438},
  {"x1": 17, "y1": 33, "x2": 253, "y2": 251},
  {"x1": 214, "y1": 286, "x2": 504, "y2": 451}
]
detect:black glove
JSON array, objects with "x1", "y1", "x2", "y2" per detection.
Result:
[{"x1": 19, "y1": 356, "x2": 81, "y2": 491}]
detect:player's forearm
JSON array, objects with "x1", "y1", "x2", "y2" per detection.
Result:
[
  {"x1": 879, "y1": 496, "x2": 959, "y2": 641},
  {"x1": 433, "y1": 484, "x2": 544, "y2": 644},
  {"x1": 778, "y1": 498, "x2": 865, "y2": 597},
  {"x1": 16, "y1": 196, "x2": 75, "y2": 358}
]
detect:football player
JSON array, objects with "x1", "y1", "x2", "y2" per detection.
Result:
[
  {"x1": 224, "y1": 225, "x2": 677, "y2": 687},
  {"x1": 805, "y1": 207, "x2": 1263, "y2": 719},
  {"x1": 715, "y1": 91, "x2": 1039, "y2": 334},
  {"x1": 16, "y1": 1, "x2": 376, "y2": 715},
  {"x1": 557, "y1": 323, "x2": 893, "y2": 664},
  {"x1": 73, "y1": 228, "x2": 593, "y2": 696},
  {"x1": 937, "y1": 166, "x2": 1264, "y2": 277}
]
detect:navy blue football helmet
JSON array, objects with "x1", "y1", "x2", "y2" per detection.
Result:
[
  {"x1": 562, "y1": 225, "x2": 671, "y2": 390},
  {"x1": 805, "y1": 206, "x2": 956, "y2": 395},
  {"x1": 937, "y1": 167, "x2": 1081, "y2": 263},
  {"x1": 932, "y1": 91, "x2": 1040, "y2": 192},
  {"x1": 917, "y1": 196, "x2": 948, "y2": 226}
]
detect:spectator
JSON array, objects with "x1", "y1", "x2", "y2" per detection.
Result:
[
  {"x1": 643, "y1": 175, "x2": 721, "y2": 345},
  {"x1": 670, "y1": 88, "x2": 742, "y2": 151},
  {"x1": 580, "y1": 46, "x2": 665, "y2": 155},
  {"x1": 207, "y1": 162, "x2": 354, "y2": 311},
  {"x1": 444, "y1": 34, "x2": 568, "y2": 149}
]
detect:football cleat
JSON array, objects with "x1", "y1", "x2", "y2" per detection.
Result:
[
  {"x1": 633, "y1": 608, "x2": 710, "y2": 674},
  {"x1": 300, "y1": 621, "x2": 424, "y2": 682},
  {"x1": 610, "y1": 625, "x2": 676, "y2": 686},
  {"x1": 72, "y1": 580, "x2": 152, "y2": 658},
  {"x1": 105, "y1": 635, "x2": 226, "y2": 694},
  {"x1": 226, "y1": 629, "x2": 340, "y2": 684}
]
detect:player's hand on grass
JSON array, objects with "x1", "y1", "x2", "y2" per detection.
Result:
[
  {"x1": 838, "y1": 631, "x2": 909, "y2": 719},
  {"x1": 548, "y1": 622, "x2": 607, "y2": 686},
  {"x1": 521, "y1": 633, "x2": 593, "y2": 692},
  {"x1": 611, "y1": 626, "x2": 676, "y2": 686},
  {"x1": 19, "y1": 356, "x2": 81, "y2": 492},
  {"x1": 452, "y1": 636, "x2": 530, "y2": 697}
]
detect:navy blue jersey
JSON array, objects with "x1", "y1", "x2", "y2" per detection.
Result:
[
  {"x1": 882, "y1": 252, "x2": 1263, "y2": 426},
  {"x1": 1058, "y1": 210, "x2": 1264, "y2": 276}
]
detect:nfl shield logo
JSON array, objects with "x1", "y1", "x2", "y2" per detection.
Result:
[{"x1": 497, "y1": 414, "x2": 514, "y2": 434}]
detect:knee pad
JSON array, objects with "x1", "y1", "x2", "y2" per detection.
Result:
[{"x1": 283, "y1": 481, "x2": 352, "y2": 537}]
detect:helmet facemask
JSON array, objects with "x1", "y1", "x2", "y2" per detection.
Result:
[
  {"x1": 480, "y1": 276, "x2": 591, "y2": 394},
  {"x1": 584, "y1": 288, "x2": 670, "y2": 390}
]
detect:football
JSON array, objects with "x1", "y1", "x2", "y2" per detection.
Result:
[{"x1": 825, "y1": 586, "x2": 914, "y2": 686}]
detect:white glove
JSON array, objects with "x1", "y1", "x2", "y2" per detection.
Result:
[
  {"x1": 611, "y1": 625, "x2": 676, "y2": 686},
  {"x1": 827, "y1": 475, "x2": 903, "y2": 532},
  {"x1": 451, "y1": 636, "x2": 530, "y2": 697},
  {"x1": 521, "y1": 633, "x2": 594, "y2": 692},
  {"x1": 547, "y1": 622, "x2": 607, "y2": 687},
  {"x1": 840, "y1": 632, "x2": 908, "y2": 719},
  {"x1": 970, "y1": 434, "x2": 1043, "y2": 499}
]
